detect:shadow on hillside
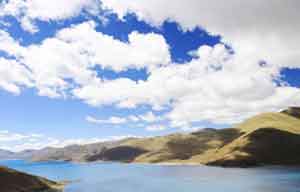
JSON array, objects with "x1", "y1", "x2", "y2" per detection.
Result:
[
  {"x1": 166, "y1": 128, "x2": 242, "y2": 160},
  {"x1": 242, "y1": 128, "x2": 300, "y2": 165},
  {"x1": 86, "y1": 146, "x2": 148, "y2": 162},
  {"x1": 209, "y1": 128, "x2": 300, "y2": 167}
]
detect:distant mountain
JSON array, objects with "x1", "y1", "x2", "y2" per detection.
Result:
[
  {"x1": 30, "y1": 139, "x2": 129, "y2": 162},
  {"x1": 0, "y1": 149, "x2": 15, "y2": 160},
  {"x1": 0, "y1": 166, "x2": 64, "y2": 192},
  {"x1": 6, "y1": 107, "x2": 300, "y2": 167},
  {"x1": 27, "y1": 128, "x2": 241, "y2": 164},
  {"x1": 0, "y1": 149, "x2": 37, "y2": 160}
]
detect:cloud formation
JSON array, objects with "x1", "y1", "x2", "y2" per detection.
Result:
[
  {"x1": 101, "y1": 0, "x2": 300, "y2": 69},
  {"x1": 0, "y1": 0, "x2": 300, "y2": 130},
  {"x1": 0, "y1": 21, "x2": 170, "y2": 99},
  {"x1": 86, "y1": 112, "x2": 163, "y2": 128},
  {"x1": 0, "y1": 0, "x2": 102, "y2": 33}
]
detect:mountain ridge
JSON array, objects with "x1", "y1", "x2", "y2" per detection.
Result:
[{"x1": 2, "y1": 107, "x2": 300, "y2": 167}]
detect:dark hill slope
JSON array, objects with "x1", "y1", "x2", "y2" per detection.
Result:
[
  {"x1": 0, "y1": 166, "x2": 64, "y2": 192},
  {"x1": 205, "y1": 110, "x2": 300, "y2": 167}
]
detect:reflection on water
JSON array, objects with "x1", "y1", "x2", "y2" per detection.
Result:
[{"x1": 1, "y1": 160, "x2": 300, "y2": 192}]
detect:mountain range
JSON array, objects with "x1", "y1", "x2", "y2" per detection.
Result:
[{"x1": 2, "y1": 107, "x2": 300, "y2": 167}]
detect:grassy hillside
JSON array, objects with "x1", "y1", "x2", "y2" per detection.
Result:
[
  {"x1": 91, "y1": 108, "x2": 300, "y2": 167},
  {"x1": 205, "y1": 108, "x2": 300, "y2": 167},
  {"x1": 236, "y1": 112, "x2": 300, "y2": 134},
  {"x1": 0, "y1": 166, "x2": 64, "y2": 192},
  {"x1": 84, "y1": 128, "x2": 241, "y2": 164},
  {"x1": 26, "y1": 107, "x2": 300, "y2": 167}
]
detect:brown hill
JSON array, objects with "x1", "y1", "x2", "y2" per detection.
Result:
[
  {"x1": 88, "y1": 108, "x2": 300, "y2": 167},
  {"x1": 84, "y1": 128, "x2": 241, "y2": 164},
  {"x1": 25, "y1": 107, "x2": 300, "y2": 167},
  {"x1": 0, "y1": 166, "x2": 64, "y2": 192},
  {"x1": 205, "y1": 110, "x2": 300, "y2": 167}
]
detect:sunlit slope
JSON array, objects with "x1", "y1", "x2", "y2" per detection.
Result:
[
  {"x1": 119, "y1": 129, "x2": 241, "y2": 163},
  {"x1": 124, "y1": 109, "x2": 300, "y2": 166},
  {"x1": 206, "y1": 109, "x2": 300, "y2": 167},
  {"x1": 236, "y1": 112, "x2": 300, "y2": 134}
]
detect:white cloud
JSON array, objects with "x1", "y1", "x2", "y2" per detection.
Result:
[
  {"x1": 86, "y1": 111, "x2": 163, "y2": 126},
  {"x1": 86, "y1": 115, "x2": 127, "y2": 124},
  {"x1": 139, "y1": 111, "x2": 161, "y2": 123},
  {"x1": 101, "y1": 0, "x2": 300, "y2": 68},
  {"x1": 56, "y1": 21, "x2": 170, "y2": 72},
  {"x1": 79, "y1": 43, "x2": 300, "y2": 126},
  {"x1": 0, "y1": 58, "x2": 33, "y2": 94},
  {"x1": 0, "y1": 21, "x2": 170, "y2": 98},
  {"x1": 145, "y1": 124, "x2": 166, "y2": 132},
  {"x1": 1, "y1": 1, "x2": 300, "y2": 128},
  {"x1": 0, "y1": 30, "x2": 24, "y2": 57},
  {"x1": 2, "y1": 22, "x2": 300, "y2": 127},
  {"x1": 0, "y1": 0, "x2": 102, "y2": 33}
]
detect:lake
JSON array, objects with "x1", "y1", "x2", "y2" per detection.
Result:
[{"x1": 1, "y1": 160, "x2": 300, "y2": 192}]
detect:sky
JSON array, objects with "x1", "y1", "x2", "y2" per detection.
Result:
[{"x1": 0, "y1": 0, "x2": 300, "y2": 152}]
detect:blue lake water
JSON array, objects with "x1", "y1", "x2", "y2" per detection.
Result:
[{"x1": 1, "y1": 160, "x2": 300, "y2": 192}]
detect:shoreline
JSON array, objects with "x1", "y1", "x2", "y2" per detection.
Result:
[{"x1": 4, "y1": 158, "x2": 300, "y2": 169}]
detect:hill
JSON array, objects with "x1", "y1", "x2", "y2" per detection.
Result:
[
  {"x1": 30, "y1": 139, "x2": 128, "y2": 162},
  {"x1": 4, "y1": 107, "x2": 300, "y2": 167},
  {"x1": 205, "y1": 108, "x2": 300, "y2": 167},
  {"x1": 85, "y1": 107, "x2": 300, "y2": 167},
  {"x1": 0, "y1": 166, "x2": 64, "y2": 192},
  {"x1": 85, "y1": 128, "x2": 241, "y2": 163}
]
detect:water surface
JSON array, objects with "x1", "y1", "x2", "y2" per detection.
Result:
[{"x1": 1, "y1": 160, "x2": 300, "y2": 192}]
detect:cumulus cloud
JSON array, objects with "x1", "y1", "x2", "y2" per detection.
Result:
[
  {"x1": 81, "y1": 43, "x2": 300, "y2": 126},
  {"x1": 0, "y1": 0, "x2": 102, "y2": 33},
  {"x1": 139, "y1": 111, "x2": 162, "y2": 123},
  {"x1": 97, "y1": 1, "x2": 300, "y2": 125},
  {"x1": 0, "y1": 58, "x2": 33, "y2": 94},
  {"x1": 56, "y1": 21, "x2": 170, "y2": 72},
  {"x1": 0, "y1": 1, "x2": 300, "y2": 129},
  {"x1": 101, "y1": 0, "x2": 300, "y2": 69},
  {"x1": 0, "y1": 21, "x2": 170, "y2": 98}
]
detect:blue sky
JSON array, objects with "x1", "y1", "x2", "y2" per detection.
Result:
[{"x1": 0, "y1": 0, "x2": 300, "y2": 151}]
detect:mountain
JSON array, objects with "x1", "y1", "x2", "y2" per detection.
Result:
[
  {"x1": 0, "y1": 149, "x2": 38, "y2": 160},
  {"x1": 206, "y1": 108, "x2": 300, "y2": 167},
  {"x1": 94, "y1": 128, "x2": 241, "y2": 163},
  {"x1": 0, "y1": 149, "x2": 15, "y2": 160},
  {"x1": 84, "y1": 107, "x2": 300, "y2": 167},
  {"x1": 0, "y1": 166, "x2": 64, "y2": 192},
  {"x1": 30, "y1": 139, "x2": 129, "y2": 162},
  {"x1": 8, "y1": 107, "x2": 300, "y2": 167}
]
